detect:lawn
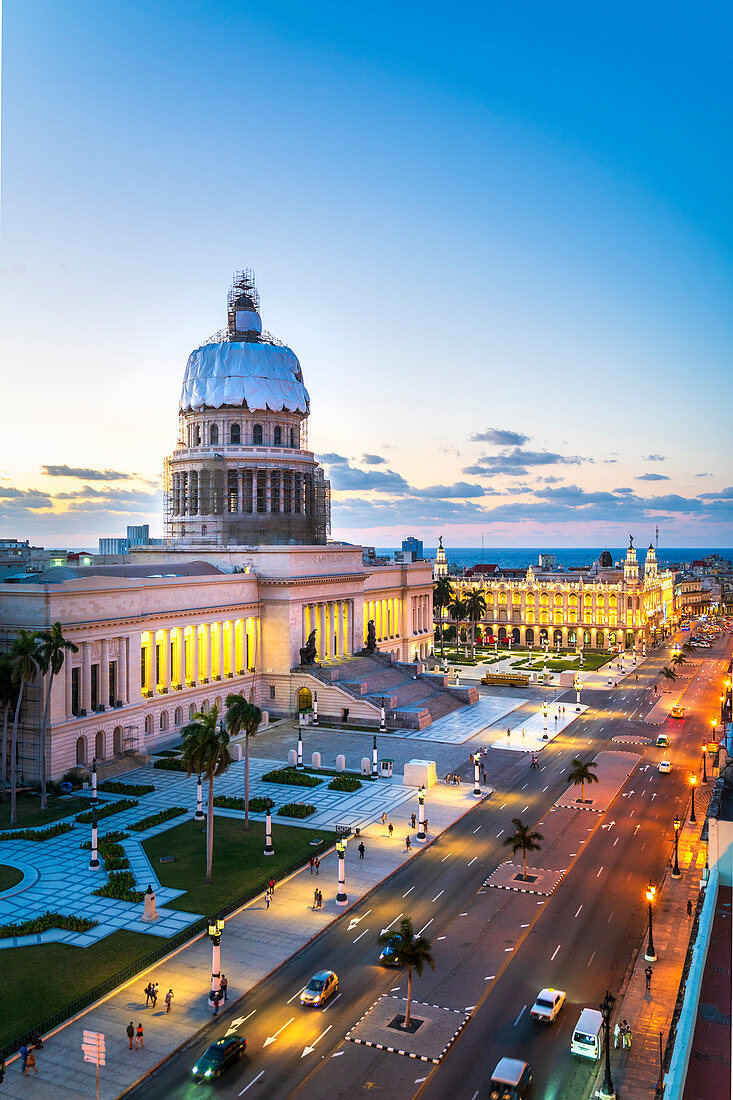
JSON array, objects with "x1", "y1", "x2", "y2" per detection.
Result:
[
  {"x1": 0, "y1": 792, "x2": 90, "y2": 831},
  {"x1": 143, "y1": 815, "x2": 333, "y2": 915},
  {"x1": 0, "y1": 865, "x2": 23, "y2": 891}
]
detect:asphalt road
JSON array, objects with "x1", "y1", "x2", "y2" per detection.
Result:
[{"x1": 130, "y1": 627, "x2": 730, "y2": 1100}]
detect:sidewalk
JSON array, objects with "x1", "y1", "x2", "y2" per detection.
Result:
[
  {"x1": 0, "y1": 780, "x2": 481, "y2": 1099},
  {"x1": 590, "y1": 785, "x2": 711, "y2": 1099}
]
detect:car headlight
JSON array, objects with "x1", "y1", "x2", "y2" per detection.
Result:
[
  {"x1": 205, "y1": 1069, "x2": 212, "y2": 1076},
  {"x1": 192, "y1": 1065, "x2": 199, "y2": 1074}
]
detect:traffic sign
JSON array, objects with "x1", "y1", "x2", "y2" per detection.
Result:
[
  {"x1": 84, "y1": 1053, "x2": 106, "y2": 1066},
  {"x1": 83, "y1": 1031, "x2": 105, "y2": 1045}
]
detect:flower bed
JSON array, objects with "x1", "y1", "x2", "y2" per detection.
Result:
[
  {"x1": 153, "y1": 757, "x2": 187, "y2": 772},
  {"x1": 76, "y1": 798, "x2": 138, "y2": 824},
  {"x1": 93, "y1": 870, "x2": 144, "y2": 903},
  {"x1": 98, "y1": 781, "x2": 155, "y2": 796},
  {"x1": 81, "y1": 830, "x2": 131, "y2": 870},
  {"x1": 0, "y1": 911, "x2": 98, "y2": 939},
  {"x1": 213, "y1": 795, "x2": 272, "y2": 813},
  {"x1": 261, "y1": 767, "x2": 321, "y2": 788},
  {"x1": 327, "y1": 775, "x2": 362, "y2": 793},
  {"x1": 0, "y1": 822, "x2": 74, "y2": 843},
  {"x1": 277, "y1": 802, "x2": 316, "y2": 819},
  {"x1": 129, "y1": 807, "x2": 187, "y2": 832}
]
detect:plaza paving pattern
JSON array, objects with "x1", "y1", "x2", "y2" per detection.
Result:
[{"x1": 376, "y1": 693, "x2": 526, "y2": 744}]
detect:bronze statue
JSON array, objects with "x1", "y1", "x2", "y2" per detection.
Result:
[
  {"x1": 365, "y1": 619, "x2": 376, "y2": 653},
  {"x1": 629, "y1": 534, "x2": 634, "y2": 549},
  {"x1": 299, "y1": 630, "x2": 317, "y2": 665}
]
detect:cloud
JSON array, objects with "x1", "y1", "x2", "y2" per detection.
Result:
[
  {"x1": 700, "y1": 486, "x2": 733, "y2": 500},
  {"x1": 411, "y1": 482, "x2": 495, "y2": 499},
  {"x1": 41, "y1": 465, "x2": 135, "y2": 481},
  {"x1": 361, "y1": 454, "x2": 386, "y2": 465},
  {"x1": 695, "y1": 473, "x2": 712, "y2": 478},
  {"x1": 643, "y1": 454, "x2": 666, "y2": 462},
  {"x1": 328, "y1": 463, "x2": 410, "y2": 493},
  {"x1": 317, "y1": 453, "x2": 348, "y2": 465},
  {"x1": 464, "y1": 463, "x2": 528, "y2": 477},
  {"x1": 470, "y1": 428, "x2": 530, "y2": 446},
  {"x1": 54, "y1": 486, "x2": 160, "y2": 506},
  {"x1": 0, "y1": 488, "x2": 53, "y2": 512},
  {"x1": 614, "y1": 487, "x2": 633, "y2": 494},
  {"x1": 636, "y1": 473, "x2": 670, "y2": 482}
]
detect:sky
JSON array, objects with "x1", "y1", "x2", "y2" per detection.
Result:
[{"x1": 1, "y1": 1, "x2": 732, "y2": 549}]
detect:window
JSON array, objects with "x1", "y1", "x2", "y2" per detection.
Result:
[
  {"x1": 174, "y1": 707, "x2": 182, "y2": 725},
  {"x1": 210, "y1": 424, "x2": 219, "y2": 445},
  {"x1": 76, "y1": 736, "x2": 87, "y2": 766},
  {"x1": 90, "y1": 664, "x2": 99, "y2": 711},
  {"x1": 297, "y1": 687, "x2": 313, "y2": 711},
  {"x1": 95, "y1": 730, "x2": 105, "y2": 760},
  {"x1": 144, "y1": 714, "x2": 153, "y2": 736},
  {"x1": 230, "y1": 423, "x2": 241, "y2": 444},
  {"x1": 290, "y1": 428, "x2": 296, "y2": 448},
  {"x1": 194, "y1": 425, "x2": 201, "y2": 445},
  {"x1": 113, "y1": 726, "x2": 123, "y2": 755},
  {"x1": 159, "y1": 712, "x2": 167, "y2": 731},
  {"x1": 71, "y1": 667, "x2": 80, "y2": 715},
  {"x1": 188, "y1": 703, "x2": 196, "y2": 721},
  {"x1": 269, "y1": 684, "x2": 276, "y2": 700},
  {"x1": 253, "y1": 424, "x2": 263, "y2": 445},
  {"x1": 274, "y1": 426, "x2": 282, "y2": 446}
]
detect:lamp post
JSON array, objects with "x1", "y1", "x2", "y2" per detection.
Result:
[
  {"x1": 672, "y1": 815, "x2": 681, "y2": 878},
  {"x1": 416, "y1": 785, "x2": 427, "y2": 841},
  {"x1": 89, "y1": 806, "x2": 100, "y2": 870},
  {"x1": 473, "y1": 752, "x2": 482, "y2": 797},
  {"x1": 379, "y1": 698, "x2": 386, "y2": 733},
  {"x1": 542, "y1": 701, "x2": 550, "y2": 740},
  {"x1": 207, "y1": 916, "x2": 225, "y2": 1005},
  {"x1": 701, "y1": 741, "x2": 708, "y2": 784},
  {"x1": 372, "y1": 735, "x2": 378, "y2": 777},
  {"x1": 712, "y1": 716, "x2": 718, "y2": 745},
  {"x1": 263, "y1": 797, "x2": 274, "y2": 856},
  {"x1": 690, "y1": 773, "x2": 697, "y2": 824},
  {"x1": 297, "y1": 728, "x2": 304, "y2": 770},
  {"x1": 195, "y1": 774, "x2": 205, "y2": 821},
  {"x1": 598, "y1": 990, "x2": 616, "y2": 1100},
  {"x1": 312, "y1": 691, "x2": 318, "y2": 726},
  {"x1": 91, "y1": 758, "x2": 98, "y2": 801},
  {"x1": 644, "y1": 882, "x2": 657, "y2": 962},
  {"x1": 574, "y1": 674, "x2": 582, "y2": 712},
  {"x1": 579, "y1": 645, "x2": 584, "y2": 669},
  {"x1": 335, "y1": 837, "x2": 348, "y2": 906}
]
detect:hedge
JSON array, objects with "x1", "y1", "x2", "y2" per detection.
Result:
[
  {"x1": 153, "y1": 757, "x2": 188, "y2": 772},
  {"x1": 0, "y1": 822, "x2": 74, "y2": 843},
  {"x1": 80, "y1": 830, "x2": 131, "y2": 871},
  {"x1": 213, "y1": 795, "x2": 272, "y2": 813},
  {"x1": 327, "y1": 775, "x2": 362, "y2": 793},
  {"x1": 98, "y1": 781, "x2": 155, "y2": 796},
  {"x1": 277, "y1": 802, "x2": 316, "y2": 819},
  {"x1": 0, "y1": 911, "x2": 98, "y2": 939},
  {"x1": 93, "y1": 870, "x2": 144, "y2": 903},
  {"x1": 261, "y1": 767, "x2": 321, "y2": 788},
  {"x1": 76, "y1": 798, "x2": 138, "y2": 824},
  {"x1": 129, "y1": 807, "x2": 187, "y2": 832}
]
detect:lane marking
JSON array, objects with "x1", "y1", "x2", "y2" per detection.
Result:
[
  {"x1": 485, "y1": 975, "x2": 496, "y2": 980},
  {"x1": 402, "y1": 886, "x2": 415, "y2": 898},
  {"x1": 514, "y1": 1004, "x2": 527, "y2": 1026},
  {"x1": 587, "y1": 951, "x2": 596, "y2": 967},
  {"x1": 520, "y1": 923, "x2": 529, "y2": 928},
  {"x1": 496, "y1": 829, "x2": 504, "y2": 837},
  {"x1": 331, "y1": 1051, "x2": 344, "y2": 1057},
  {"x1": 574, "y1": 905, "x2": 583, "y2": 918},
  {"x1": 521, "y1": 806, "x2": 529, "y2": 813},
  {"x1": 418, "y1": 918, "x2": 433, "y2": 936},
  {"x1": 505, "y1": 947, "x2": 514, "y2": 952},
  {"x1": 287, "y1": 987, "x2": 306, "y2": 1004},
  {"x1": 380, "y1": 912, "x2": 403, "y2": 934},
  {"x1": 440, "y1": 853, "x2": 452, "y2": 863},
  {"x1": 437, "y1": 935, "x2": 446, "y2": 940},
  {"x1": 263, "y1": 1017, "x2": 294, "y2": 1047},
  {"x1": 472, "y1": 825, "x2": 482, "y2": 833},
  {"x1": 596, "y1": 866, "x2": 604, "y2": 878},
  {"x1": 551, "y1": 943, "x2": 561, "y2": 961},
  {"x1": 608, "y1": 911, "x2": 614, "y2": 923},
  {"x1": 468, "y1": 856, "x2": 477, "y2": 867},
  {"x1": 432, "y1": 890, "x2": 444, "y2": 902},
  {"x1": 239, "y1": 1070, "x2": 265, "y2": 1094},
  {"x1": 353, "y1": 929, "x2": 368, "y2": 943},
  {"x1": 324, "y1": 994, "x2": 341, "y2": 1012},
  {"x1": 500, "y1": 802, "x2": 507, "y2": 809}
]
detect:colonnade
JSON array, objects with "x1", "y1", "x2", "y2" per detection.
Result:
[
  {"x1": 141, "y1": 617, "x2": 259, "y2": 695},
  {"x1": 171, "y1": 468, "x2": 313, "y2": 517},
  {"x1": 363, "y1": 596, "x2": 401, "y2": 644},
  {"x1": 304, "y1": 600, "x2": 352, "y2": 660}
]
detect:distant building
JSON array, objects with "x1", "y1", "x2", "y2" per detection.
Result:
[
  {"x1": 402, "y1": 536, "x2": 424, "y2": 559},
  {"x1": 433, "y1": 535, "x2": 448, "y2": 579},
  {"x1": 98, "y1": 525, "x2": 163, "y2": 556},
  {"x1": 538, "y1": 553, "x2": 556, "y2": 570}
]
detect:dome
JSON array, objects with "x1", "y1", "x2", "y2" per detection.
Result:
[
  {"x1": 180, "y1": 340, "x2": 310, "y2": 414},
  {"x1": 599, "y1": 550, "x2": 612, "y2": 568}
]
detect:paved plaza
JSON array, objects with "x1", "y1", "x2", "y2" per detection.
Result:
[
  {"x1": 381, "y1": 694, "x2": 526, "y2": 744},
  {"x1": 488, "y1": 702, "x2": 588, "y2": 751}
]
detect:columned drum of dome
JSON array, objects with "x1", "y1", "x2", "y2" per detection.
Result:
[{"x1": 164, "y1": 271, "x2": 331, "y2": 546}]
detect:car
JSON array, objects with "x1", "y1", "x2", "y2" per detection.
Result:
[
  {"x1": 379, "y1": 942, "x2": 404, "y2": 967},
  {"x1": 670, "y1": 706, "x2": 684, "y2": 719},
  {"x1": 489, "y1": 1057, "x2": 532, "y2": 1099},
  {"x1": 191, "y1": 1035, "x2": 247, "y2": 1080},
  {"x1": 656, "y1": 733, "x2": 670, "y2": 746},
  {"x1": 530, "y1": 987, "x2": 566, "y2": 1022},
  {"x1": 300, "y1": 969, "x2": 339, "y2": 1007},
  {"x1": 658, "y1": 760, "x2": 672, "y2": 773}
]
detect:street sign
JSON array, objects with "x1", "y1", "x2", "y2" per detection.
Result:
[
  {"x1": 84, "y1": 1053, "x2": 106, "y2": 1066},
  {"x1": 83, "y1": 1031, "x2": 105, "y2": 1046}
]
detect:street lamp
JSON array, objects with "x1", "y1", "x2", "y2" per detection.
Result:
[
  {"x1": 672, "y1": 815, "x2": 681, "y2": 878},
  {"x1": 207, "y1": 916, "x2": 225, "y2": 1005},
  {"x1": 701, "y1": 741, "x2": 708, "y2": 784},
  {"x1": 194, "y1": 774, "x2": 205, "y2": 821},
  {"x1": 712, "y1": 716, "x2": 718, "y2": 744},
  {"x1": 598, "y1": 990, "x2": 616, "y2": 1100},
  {"x1": 335, "y1": 837, "x2": 348, "y2": 906},
  {"x1": 379, "y1": 698, "x2": 386, "y2": 733},
  {"x1": 541, "y1": 701, "x2": 550, "y2": 740},
  {"x1": 91, "y1": 758, "x2": 98, "y2": 801},
  {"x1": 690, "y1": 773, "x2": 697, "y2": 824},
  {"x1": 574, "y1": 674, "x2": 582, "y2": 712},
  {"x1": 297, "y1": 728, "x2": 304, "y2": 770},
  {"x1": 416, "y1": 785, "x2": 427, "y2": 841},
  {"x1": 644, "y1": 882, "x2": 657, "y2": 962},
  {"x1": 89, "y1": 806, "x2": 100, "y2": 870},
  {"x1": 473, "y1": 752, "x2": 482, "y2": 797},
  {"x1": 312, "y1": 691, "x2": 319, "y2": 726},
  {"x1": 372, "y1": 735, "x2": 378, "y2": 777},
  {"x1": 263, "y1": 797, "x2": 274, "y2": 856}
]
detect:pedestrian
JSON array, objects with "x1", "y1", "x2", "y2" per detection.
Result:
[
  {"x1": 135, "y1": 1023, "x2": 144, "y2": 1049},
  {"x1": 358, "y1": 841, "x2": 365, "y2": 859},
  {"x1": 213, "y1": 992, "x2": 221, "y2": 1017},
  {"x1": 381, "y1": 812, "x2": 387, "y2": 826},
  {"x1": 411, "y1": 812, "x2": 416, "y2": 829},
  {"x1": 388, "y1": 822, "x2": 394, "y2": 839},
  {"x1": 644, "y1": 966, "x2": 652, "y2": 992},
  {"x1": 482, "y1": 767, "x2": 487, "y2": 783},
  {"x1": 127, "y1": 1021, "x2": 135, "y2": 1049},
  {"x1": 424, "y1": 818, "x2": 429, "y2": 834},
  {"x1": 269, "y1": 877, "x2": 275, "y2": 895},
  {"x1": 151, "y1": 983, "x2": 158, "y2": 1008},
  {"x1": 456, "y1": 774, "x2": 461, "y2": 786},
  {"x1": 315, "y1": 857, "x2": 320, "y2": 876},
  {"x1": 165, "y1": 988, "x2": 174, "y2": 1013},
  {"x1": 20, "y1": 1043, "x2": 28, "y2": 1074},
  {"x1": 221, "y1": 974, "x2": 228, "y2": 1001},
  {"x1": 554, "y1": 714, "x2": 557, "y2": 724},
  {"x1": 144, "y1": 982, "x2": 152, "y2": 1007},
  {"x1": 686, "y1": 898, "x2": 693, "y2": 918},
  {"x1": 622, "y1": 1021, "x2": 632, "y2": 1048},
  {"x1": 507, "y1": 728, "x2": 510, "y2": 740},
  {"x1": 314, "y1": 888, "x2": 319, "y2": 909},
  {"x1": 25, "y1": 1049, "x2": 37, "y2": 1076},
  {"x1": 405, "y1": 835, "x2": 411, "y2": 851},
  {"x1": 613, "y1": 1022, "x2": 621, "y2": 1049},
  {"x1": 266, "y1": 889, "x2": 271, "y2": 909},
  {"x1": 309, "y1": 856, "x2": 315, "y2": 874},
  {"x1": 317, "y1": 889, "x2": 323, "y2": 909}
]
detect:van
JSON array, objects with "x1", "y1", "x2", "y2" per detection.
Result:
[
  {"x1": 489, "y1": 1058, "x2": 532, "y2": 1099},
  {"x1": 571, "y1": 1008, "x2": 604, "y2": 1060}
]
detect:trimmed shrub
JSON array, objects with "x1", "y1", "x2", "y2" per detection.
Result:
[
  {"x1": 76, "y1": 798, "x2": 138, "y2": 824},
  {"x1": 213, "y1": 795, "x2": 272, "y2": 813},
  {"x1": 0, "y1": 822, "x2": 73, "y2": 843},
  {"x1": 0, "y1": 911, "x2": 98, "y2": 939},
  {"x1": 261, "y1": 767, "x2": 321, "y2": 788},
  {"x1": 98, "y1": 781, "x2": 155, "y2": 796},
  {"x1": 81, "y1": 830, "x2": 131, "y2": 869},
  {"x1": 129, "y1": 807, "x2": 187, "y2": 832},
  {"x1": 93, "y1": 870, "x2": 144, "y2": 902},
  {"x1": 277, "y1": 802, "x2": 316, "y2": 819},
  {"x1": 153, "y1": 757, "x2": 187, "y2": 772},
  {"x1": 327, "y1": 775, "x2": 362, "y2": 793}
]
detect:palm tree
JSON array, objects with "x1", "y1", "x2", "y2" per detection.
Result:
[
  {"x1": 224, "y1": 693, "x2": 262, "y2": 830},
  {"x1": 567, "y1": 756, "x2": 599, "y2": 804},
  {"x1": 463, "y1": 588, "x2": 487, "y2": 660},
  {"x1": 9, "y1": 631, "x2": 40, "y2": 825},
  {"x1": 504, "y1": 817, "x2": 543, "y2": 881},
  {"x1": 681, "y1": 640, "x2": 693, "y2": 654},
  {"x1": 36, "y1": 623, "x2": 78, "y2": 809},
  {"x1": 0, "y1": 653, "x2": 15, "y2": 803},
  {"x1": 661, "y1": 666, "x2": 677, "y2": 693},
  {"x1": 448, "y1": 597, "x2": 467, "y2": 657},
  {"x1": 671, "y1": 653, "x2": 687, "y2": 670},
  {"x1": 180, "y1": 706, "x2": 232, "y2": 884},
  {"x1": 377, "y1": 916, "x2": 435, "y2": 1028},
  {"x1": 433, "y1": 577, "x2": 455, "y2": 659}
]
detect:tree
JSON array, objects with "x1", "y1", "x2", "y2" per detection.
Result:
[
  {"x1": 504, "y1": 817, "x2": 543, "y2": 882},
  {"x1": 671, "y1": 653, "x2": 687, "y2": 669},
  {"x1": 377, "y1": 916, "x2": 434, "y2": 1028},
  {"x1": 463, "y1": 588, "x2": 487, "y2": 660},
  {"x1": 661, "y1": 666, "x2": 677, "y2": 692},
  {"x1": 224, "y1": 693, "x2": 262, "y2": 831},
  {"x1": 433, "y1": 577, "x2": 455, "y2": 659},
  {"x1": 180, "y1": 706, "x2": 232, "y2": 884},
  {"x1": 9, "y1": 632, "x2": 40, "y2": 825},
  {"x1": 448, "y1": 597, "x2": 467, "y2": 657},
  {"x1": 567, "y1": 756, "x2": 599, "y2": 804},
  {"x1": 0, "y1": 654, "x2": 15, "y2": 803},
  {"x1": 36, "y1": 623, "x2": 78, "y2": 809}
]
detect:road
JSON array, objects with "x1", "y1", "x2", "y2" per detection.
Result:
[{"x1": 131, "y1": 626, "x2": 730, "y2": 1100}]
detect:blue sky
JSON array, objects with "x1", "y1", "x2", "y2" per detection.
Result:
[{"x1": 1, "y1": 1, "x2": 731, "y2": 547}]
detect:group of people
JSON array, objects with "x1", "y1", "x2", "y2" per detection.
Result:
[
  {"x1": 444, "y1": 773, "x2": 463, "y2": 785},
  {"x1": 18, "y1": 1034, "x2": 43, "y2": 1076},
  {"x1": 613, "y1": 1019, "x2": 633, "y2": 1049},
  {"x1": 312, "y1": 888, "x2": 324, "y2": 909},
  {"x1": 308, "y1": 856, "x2": 321, "y2": 875}
]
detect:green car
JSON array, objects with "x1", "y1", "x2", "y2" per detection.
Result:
[{"x1": 191, "y1": 1035, "x2": 247, "y2": 1080}]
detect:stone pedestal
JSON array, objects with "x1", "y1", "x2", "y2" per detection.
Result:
[
  {"x1": 311, "y1": 751, "x2": 322, "y2": 769},
  {"x1": 336, "y1": 754, "x2": 346, "y2": 772},
  {"x1": 142, "y1": 885, "x2": 158, "y2": 923},
  {"x1": 361, "y1": 757, "x2": 371, "y2": 775},
  {"x1": 402, "y1": 759, "x2": 437, "y2": 788}
]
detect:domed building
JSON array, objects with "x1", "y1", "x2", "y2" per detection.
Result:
[{"x1": 166, "y1": 271, "x2": 330, "y2": 545}]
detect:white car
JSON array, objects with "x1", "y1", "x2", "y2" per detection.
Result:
[
  {"x1": 530, "y1": 987, "x2": 566, "y2": 1022},
  {"x1": 658, "y1": 760, "x2": 672, "y2": 774}
]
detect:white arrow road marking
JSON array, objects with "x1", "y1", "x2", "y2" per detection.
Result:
[
  {"x1": 263, "y1": 1017, "x2": 294, "y2": 1047},
  {"x1": 302, "y1": 1024, "x2": 332, "y2": 1057},
  {"x1": 417, "y1": 918, "x2": 433, "y2": 936},
  {"x1": 226, "y1": 1010, "x2": 255, "y2": 1035},
  {"x1": 380, "y1": 912, "x2": 403, "y2": 934},
  {"x1": 348, "y1": 909, "x2": 371, "y2": 931},
  {"x1": 331, "y1": 1051, "x2": 344, "y2": 1057},
  {"x1": 239, "y1": 1070, "x2": 265, "y2": 1094}
]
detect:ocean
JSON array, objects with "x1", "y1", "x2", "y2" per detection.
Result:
[{"x1": 377, "y1": 547, "x2": 733, "y2": 571}]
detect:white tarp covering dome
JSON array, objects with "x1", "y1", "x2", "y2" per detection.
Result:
[{"x1": 180, "y1": 340, "x2": 310, "y2": 414}]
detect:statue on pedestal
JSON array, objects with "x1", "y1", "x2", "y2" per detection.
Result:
[
  {"x1": 299, "y1": 630, "x2": 317, "y2": 666},
  {"x1": 365, "y1": 620, "x2": 376, "y2": 654},
  {"x1": 142, "y1": 883, "x2": 158, "y2": 923}
]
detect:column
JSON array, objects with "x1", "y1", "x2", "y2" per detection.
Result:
[
  {"x1": 279, "y1": 475, "x2": 285, "y2": 513},
  {"x1": 319, "y1": 603, "x2": 327, "y2": 659},
  {"x1": 100, "y1": 639, "x2": 109, "y2": 708},
  {"x1": 333, "y1": 600, "x2": 341, "y2": 658},
  {"x1": 81, "y1": 642, "x2": 92, "y2": 712},
  {"x1": 178, "y1": 628, "x2": 186, "y2": 686},
  {"x1": 118, "y1": 636, "x2": 128, "y2": 704},
  {"x1": 192, "y1": 625, "x2": 200, "y2": 683},
  {"x1": 161, "y1": 629, "x2": 171, "y2": 690},
  {"x1": 228, "y1": 620, "x2": 236, "y2": 676},
  {"x1": 266, "y1": 471, "x2": 272, "y2": 513},
  {"x1": 204, "y1": 624, "x2": 212, "y2": 681},
  {"x1": 217, "y1": 621, "x2": 224, "y2": 679},
  {"x1": 65, "y1": 658, "x2": 73, "y2": 718}
]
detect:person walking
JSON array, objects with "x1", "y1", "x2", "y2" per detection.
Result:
[
  {"x1": 613, "y1": 1021, "x2": 621, "y2": 1049},
  {"x1": 19, "y1": 1044, "x2": 28, "y2": 1075},
  {"x1": 25, "y1": 1049, "x2": 37, "y2": 1076},
  {"x1": 221, "y1": 974, "x2": 228, "y2": 1001},
  {"x1": 135, "y1": 1023, "x2": 144, "y2": 1049},
  {"x1": 213, "y1": 992, "x2": 221, "y2": 1017},
  {"x1": 388, "y1": 822, "x2": 394, "y2": 839},
  {"x1": 358, "y1": 841, "x2": 365, "y2": 859},
  {"x1": 314, "y1": 857, "x2": 320, "y2": 876},
  {"x1": 268, "y1": 877, "x2": 275, "y2": 895},
  {"x1": 644, "y1": 966, "x2": 652, "y2": 992},
  {"x1": 151, "y1": 983, "x2": 159, "y2": 1009},
  {"x1": 165, "y1": 989, "x2": 174, "y2": 1013},
  {"x1": 405, "y1": 835, "x2": 411, "y2": 851},
  {"x1": 411, "y1": 812, "x2": 416, "y2": 829},
  {"x1": 622, "y1": 1021, "x2": 632, "y2": 1049},
  {"x1": 309, "y1": 856, "x2": 315, "y2": 874},
  {"x1": 381, "y1": 812, "x2": 387, "y2": 827},
  {"x1": 266, "y1": 888, "x2": 271, "y2": 910},
  {"x1": 317, "y1": 889, "x2": 323, "y2": 909},
  {"x1": 126, "y1": 1022, "x2": 135, "y2": 1049},
  {"x1": 144, "y1": 983, "x2": 153, "y2": 1007},
  {"x1": 313, "y1": 888, "x2": 319, "y2": 909},
  {"x1": 687, "y1": 898, "x2": 693, "y2": 919}
]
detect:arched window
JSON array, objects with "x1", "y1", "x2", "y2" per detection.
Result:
[
  {"x1": 202, "y1": 525, "x2": 207, "y2": 536},
  {"x1": 525, "y1": 628, "x2": 535, "y2": 646},
  {"x1": 194, "y1": 425, "x2": 201, "y2": 445},
  {"x1": 188, "y1": 703, "x2": 196, "y2": 721},
  {"x1": 76, "y1": 736, "x2": 87, "y2": 767},
  {"x1": 144, "y1": 714, "x2": 154, "y2": 736},
  {"x1": 511, "y1": 627, "x2": 520, "y2": 644},
  {"x1": 95, "y1": 730, "x2": 106, "y2": 760},
  {"x1": 274, "y1": 426, "x2": 282, "y2": 446},
  {"x1": 202, "y1": 700, "x2": 210, "y2": 713},
  {"x1": 290, "y1": 428, "x2": 296, "y2": 448},
  {"x1": 181, "y1": 524, "x2": 186, "y2": 537},
  {"x1": 627, "y1": 596, "x2": 633, "y2": 609},
  {"x1": 253, "y1": 424, "x2": 263, "y2": 445},
  {"x1": 210, "y1": 424, "x2": 219, "y2": 446},
  {"x1": 230, "y1": 424, "x2": 240, "y2": 445},
  {"x1": 113, "y1": 726, "x2": 123, "y2": 755},
  {"x1": 297, "y1": 687, "x2": 313, "y2": 712},
  {"x1": 174, "y1": 707, "x2": 182, "y2": 726},
  {"x1": 215, "y1": 696, "x2": 222, "y2": 712},
  {"x1": 160, "y1": 711, "x2": 168, "y2": 731}
]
